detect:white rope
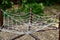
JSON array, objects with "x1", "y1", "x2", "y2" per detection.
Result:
[
  {"x1": 1, "y1": 10, "x2": 60, "y2": 34},
  {"x1": 7, "y1": 16, "x2": 10, "y2": 26},
  {"x1": 11, "y1": 18, "x2": 14, "y2": 27},
  {"x1": 3, "y1": 11, "x2": 24, "y2": 23},
  {"x1": 0, "y1": 28, "x2": 25, "y2": 35},
  {"x1": 35, "y1": 22, "x2": 58, "y2": 31}
]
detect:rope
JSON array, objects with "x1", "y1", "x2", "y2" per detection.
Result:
[{"x1": 2, "y1": 9, "x2": 60, "y2": 32}]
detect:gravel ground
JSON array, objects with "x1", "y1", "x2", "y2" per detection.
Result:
[{"x1": 0, "y1": 26, "x2": 59, "y2": 40}]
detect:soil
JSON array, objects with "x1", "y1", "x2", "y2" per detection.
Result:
[{"x1": 0, "y1": 28, "x2": 59, "y2": 40}]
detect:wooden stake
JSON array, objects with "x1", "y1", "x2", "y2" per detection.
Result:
[
  {"x1": 30, "y1": 8, "x2": 33, "y2": 23},
  {"x1": 28, "y1": 8, "x2": 33, "y2": 31},
  {"x1": 0, "y1": 9, "x2": 3, "y2": 26}
]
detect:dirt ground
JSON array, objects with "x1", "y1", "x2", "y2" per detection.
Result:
[{"x1": 0, "y1": 28, "x2": 59, "y2": 40}]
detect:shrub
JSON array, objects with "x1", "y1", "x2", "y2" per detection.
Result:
[
  {"x1": 20, "y1": 3, "x2": 44, "y2": 15},
  {"x1": 0, "y1": 0, "x2": 12, "y2": 10}
]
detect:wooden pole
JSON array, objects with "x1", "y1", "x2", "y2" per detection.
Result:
[
  {"x1": 30, "y1": 8, "x2": 32, "y2": 24},
  {"x1": 0, "y1": 9, "x2": 3, "y2": 26},
  {"x1": 28, "y1": 8, "x2": 33, "y2": 31}
]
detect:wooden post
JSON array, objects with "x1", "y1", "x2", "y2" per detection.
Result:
[
  {"x1": 0, "y1": 9, "x2": 3, "y2": 26},
  {"x1": 28, "y1": 8, "x2": 33, "y2": 31},
  {"x1": 30, "y1": 8, "x2": 33, "y2": 24}
]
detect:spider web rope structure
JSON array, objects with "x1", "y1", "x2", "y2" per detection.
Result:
[
  {"x1": 0, "y1": 9, "x2": 59, "y2": 35},
  {"x1": 0, "y1": 8, "x2": 59, "y2": 40}
]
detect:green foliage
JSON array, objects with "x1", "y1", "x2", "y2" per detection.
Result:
[
  {"x1": 32, "y1": 3, "x2": 44, "y2": 15},
  {"x1": 22, "y1": 0, "x2": 60, "y2": 6},
  {"x1": 5, "y1": 3, "x2": 44, "y2": 16},
  {"x1": 45, "y1": 0, "x2": 51, "y2": 6},
  {"x1": 44, "y1": 0, "x2": 60, "y2": 6},
  {"x1": 22, "y1": 0, "x2": 27, "y2": 4},
  {"x1": 22, "y1": 0, "x2": 36, "y2": 4},
  {"x1": 20, "y1": 3, "x2": 44, "y2": 15},
  {"x1": 0, "y1": 0, "x2": 12, "y2": 10},
  {"x1": 27, "y1": 0, "x2": 36, "y2": 3}
]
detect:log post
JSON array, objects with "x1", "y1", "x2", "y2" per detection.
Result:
[
  {"x1": 30, "y1": 8, "x2": 33, "y2": 24},
  {"x1": 0, "y1": 9, "x2": 3, "y2": 26},
  {"x1": 28, "y1": 8, "x2": 33, "y2": 31}
]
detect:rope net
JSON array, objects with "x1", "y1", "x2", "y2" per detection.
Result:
[{"x1": 0, "y1": 9, "x2": 59, "y2": 34}]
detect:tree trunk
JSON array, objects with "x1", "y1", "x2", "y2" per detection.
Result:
[{"x1": 0, "y1": 9, "x2": 3, "y2": 26}]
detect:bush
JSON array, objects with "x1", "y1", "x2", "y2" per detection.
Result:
[
  {"x1": 22, "y1": 0, "x2": 36, "y2": 4},
  {"x1": 0, "y1": 0, "x2": 12, "y2": 10},
  {"x1": 44, "y1": 0, "x2": 60, "y2": 6},
  {"x1": 32, "y1": 3, "x2": 44, "y2": 15},
  {"x1": 5, "y1": 3, "x2": 44, "y2": 16},
  {"x1": 22, "y1": 0, "x2": 60, "y2": 6},
  {"x1": 20, "y1": 3, "x2": 44, "y2": 15}
]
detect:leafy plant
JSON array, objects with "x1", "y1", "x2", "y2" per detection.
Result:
[
  {"x1": 0, "y1": 0, "x2": 12, "y2": 10},
  {"x1": 32, "y1": 3, "x2": 44, "y2": 15},
  {"x1": 20, "y1": 3, "x2": 44, "y2": 15}
]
